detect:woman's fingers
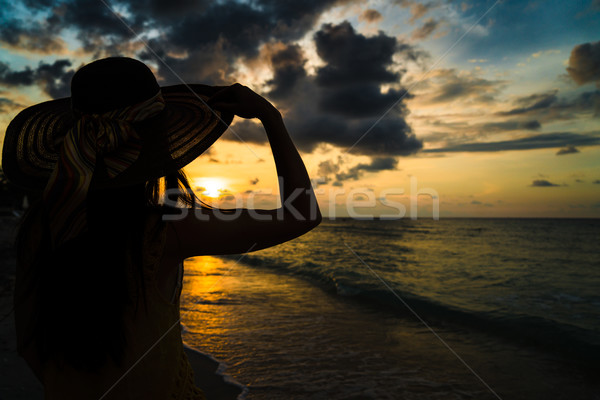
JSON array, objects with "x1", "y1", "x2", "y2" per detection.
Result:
[
  {"x1": 207, "y1": 86, "x2": 234, "y2": 107},
  {"x1": 207, "y1": 102, "x2": 236, "y2": 113},
  {"x1": 206, "y1": 83, "x2": 274, "y2": 120}
]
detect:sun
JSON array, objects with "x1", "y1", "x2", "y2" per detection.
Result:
[{"x1": 194, "y1": 177, "x2": 227, "y2": 198}]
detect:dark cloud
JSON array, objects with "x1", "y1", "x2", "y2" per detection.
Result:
[
  {"x1": 567, "y1": 40, "x2": 600, "y2": 86},
  {"x1": 556, "y1": 145, "x2": 580, "y2": 155},
  {"x1": 411, "y1": 18, "x2": 441, "y2": 40},
  {"x1": 58, "y1": 0, "x2": 140, "y2": 53},
  {"x1": 500, "y1": 91, "x2": 558, "y2": 115},
  {"x1": 255, "y1": 0, "x2": 355, "y2": 40},
  {"x1": 334, "y1": 156, "x2": 398, "y2": 182},
  {"x1": 314, "y1": 22, "x2": 399, "y2": 86},
  {"x1": 289, "y1": 117, "x2": 421, "y2": 156},
  {"x1": 498, "y1": 90, "x2": 600, "y2": 118},
  {"x1": 315, "y1": 155, "x2": 399, "y2": 185},
  {"x1": 479, "y1": 120, "x2": 541, "y2": 132},
  {"x1": 0, "y1": 59, "x2": 74, "y2": 98},
  {"x1": 0, "y1": 0, "x2": 134, "y2": 55},
  {"x1": 142, "y1": 42, "x2": 236, "y2": 86},
  {"x1": 20, "y1": 0, "x2": 55, "y2": 8},
  {"x1": 267, "y1": 43, "x2": 307, "y2": 100},
  {"x1": 359, "y1": 9, "x2": 383, "y2": 23},
  {"x1": 127, "y1": 0, "x2": 211, "y2": 20},
  {"x1": 35, "y1": 60, "x2": 75, "y2": 98},
  {"x1": 424, "y1": 132, "x2": 600, "y2": 153},
  {"x1": 317, "y1": 158, "x2": 341, "y2": 177},
  {"x1": 0, "y1": 15, "x2": 65, "y2": 53},
  {"x1": 318, "y1": 86, "x2": 410, "y2": 118},
  {"x1": 1, "y1": 6, "x2": 423, "y2": 157},
  {"x1": 163, "y1": 2, "x2": 272, "y2": 60},
  {"x1": 143, "y1": 0, "x2": 357, "y2": 84},
  {"x1": 530, "y1": 180, "x2": 561, "y2": 187},
  {"x1": 260, "y1": 22, "x2": 423, "y2": 156},
  {"x1": 0, "y1": 62, "x2": 35, "y2": 85},
  {"x1": 3, "y1": 0, "x2": 353, "y2": 83}
]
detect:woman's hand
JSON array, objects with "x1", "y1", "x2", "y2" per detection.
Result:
[{"x1": 207, "y1": 83, "x2": 278, "y2": 121}]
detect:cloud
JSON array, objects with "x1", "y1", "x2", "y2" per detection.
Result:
[
  {"x1": 0, "y1": 97, "x2": 23, "y2": 113},
  {"x1": 530, "y1": 180, "x2": 561, "y2": 187},
  {"x1": 556, "y1": 145, "x2": 580, "y2": 155},
  {"x1": 334, "y1": 156, "x2": 398, "y2": 183},
  {"x1": 498, "y1": 90, "x2": 600, "y2": 119},
  {"x1": 567, "y1": 40, "x2": 600, "y2": 87},
  {"x1": 141, "y1": 0, "x2": 358, "y2": 84},
  {"x1": 0, "y1": 59, "x2": 75, "y2": 98},
  {"x1": 424, "y1": 68, "x2": 505, "y2": 104},
  {"x1": 359, "y1": 9, "x2": 382, "y2": 23},
  {"x1": 314, "y1": 22, "x2": 399, "y2": 86},
  {"x1": 315, "y1": 156, "x2": 399, "y2": 185},
  {"x1": 395, "y1": 0, "x2": 438, "y2": 24},
  {"x1": 0, "y1": 62, "x2": 36, "y2": 86},
  {"x1": 479, "y1": 120, "x2": 541, "y2": 132},
  {"x1": 424, "y1": 132, "x2": 600, "y2": 153},
  {"x1": 317, "y1": 158, "x2": 341, "y2": 177},
  {"x1": 52, "y1": 0, "x2": 141, "y2": 53},
  {"x1": 257, "y1": 22, "x2": 424, "y2": 156},
  {"x1": 0, "y1": 7, "x2": 424, "y2": 157},
  {"x1": 0, "y1": 13, "x2": 66, "y2": 54},
  {"x1": 266, "y1": 42, "x2": 307, "y2": 100},
  {"x1": 318, "y1": 85, "x2": 410, "y2": 118},
  {"x1": 499, "y1": 90, "x2": 558, "y2": 115},
  {"x1": 7, "y1": 0, "x2": 354, "y2": 83},
  {"x1": 411, "y1": 18, "x2": 441, "y2": 40}
]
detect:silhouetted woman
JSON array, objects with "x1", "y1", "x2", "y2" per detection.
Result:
[{"x1": 3, "y1": 57, "x2": 321, "y2": 399}]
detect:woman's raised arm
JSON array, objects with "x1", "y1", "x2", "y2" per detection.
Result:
[{"x1": 165, "y1": 84, "x2": 322, "y2": 259}]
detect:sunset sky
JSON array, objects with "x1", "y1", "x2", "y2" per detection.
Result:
[{"x1": 1, "y1": 0, "x2": 599, "y2": 217}]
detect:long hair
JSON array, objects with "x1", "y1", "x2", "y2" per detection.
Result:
[{"x1": 16, "y1": 169, "x2": 205, "y2": 372}]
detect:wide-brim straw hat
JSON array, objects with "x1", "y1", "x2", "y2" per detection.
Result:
[{"x1": 2, "y1": 57, "x2": 233, "y2": 194}]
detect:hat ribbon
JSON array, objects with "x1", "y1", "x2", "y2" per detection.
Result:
[{"x1": 43, "y1": 91, "x2": 166, "y2": 248}]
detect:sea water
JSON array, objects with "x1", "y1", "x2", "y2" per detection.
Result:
[{"x1": 180, "y1": 219, "x2": 600, "y2": 399}]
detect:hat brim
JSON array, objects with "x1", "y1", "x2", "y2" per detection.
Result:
[{"x1": 2, "y1": 84, "x2": 233, "y2": 194}]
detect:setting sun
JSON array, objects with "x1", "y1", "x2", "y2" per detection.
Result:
[{"x1": 194, "y1": 177, "x2": 228, "y2": 198}]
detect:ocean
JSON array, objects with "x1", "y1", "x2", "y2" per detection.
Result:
[{"x1": 180, "y1": 218, "x2": 600, "y2": 399}]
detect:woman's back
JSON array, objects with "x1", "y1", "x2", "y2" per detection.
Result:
[{"x1": 16, "y1": 210, "x2": 204, "y2": 400}]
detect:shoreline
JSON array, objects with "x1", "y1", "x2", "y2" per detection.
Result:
[
  {"x1": 0, "y1": 216, "x2": 243, "y2": 400},
  {"x1": 184, "y1": 344, "x2": 246, "y2": 400}
]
